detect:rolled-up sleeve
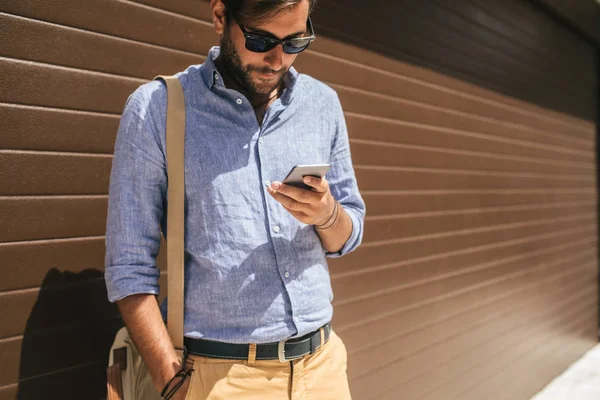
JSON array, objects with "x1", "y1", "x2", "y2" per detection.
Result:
[
  {"x1": 325, "y1": 93, "x2": 366, "y2": 258},
  {"x1": 104, "y1": 83, "x2": 167, "y2": 302}
]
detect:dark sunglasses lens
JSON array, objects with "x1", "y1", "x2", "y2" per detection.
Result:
[
  {"x1": 283, "y1": 39, "x2": 311, "y2": 54},
  {"x1": 245, "y1": 37, "x2": 275, "y2": 53}
]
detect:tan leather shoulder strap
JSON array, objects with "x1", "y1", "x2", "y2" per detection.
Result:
[{"x1": 154, "y1": 75, "x2": 186, "y2": 358}]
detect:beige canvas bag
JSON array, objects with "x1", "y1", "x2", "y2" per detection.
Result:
[{"x1": 106, "y1": 75, "x2": 187, "y2": 400}]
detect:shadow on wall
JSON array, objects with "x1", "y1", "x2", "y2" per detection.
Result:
[{"x1": 16, "y1": 268, "x2": 122, "y2": 400}]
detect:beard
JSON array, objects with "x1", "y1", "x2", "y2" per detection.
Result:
[{"x1": 219, "y1": 26, "x2": 287, "y2": 96}]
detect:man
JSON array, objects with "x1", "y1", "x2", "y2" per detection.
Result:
[{"x1": 104, "y1": 0, "x2": 365, "y2": 398}]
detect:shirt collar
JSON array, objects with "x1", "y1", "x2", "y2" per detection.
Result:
[
  {"x1": 200, "y1": 46, "x2": 300, "y2": 100},
  {"x1": 200, "y1": 46, "x2": 224, "y2": 89}
]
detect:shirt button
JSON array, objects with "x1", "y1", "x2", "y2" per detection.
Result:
[
  {"x1": 214, "y1": 74, "x2": 219, "y2": 80},
  {"x1": 236, "y1": 98, "x2": 243, "y2": 105},
  {"x1": 259, "y1": 139, "x2": 263, "y2": 145},
  {"x1": 265, "y1": 180, "x2": 271, "y2": 187},
  {"x1": 284, "y1": 272, "x2": 290, "y2": 278},
  {"x1": 273, "y1": 225, "x2": 280, "y2": 233}
]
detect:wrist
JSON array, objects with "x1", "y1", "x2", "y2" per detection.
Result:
[
  {"x1": 315, "y1": 197, "x2": 336, "y2": 227},
  {"x1": 155, "y1": 361, "x2": 183, "y2": 393},
  {"x1": 315, "y1": 200, "x2": 340, "y2": 230},
  {"x1": 160, "y1": 367, "x2": 194, "y2": 400}
]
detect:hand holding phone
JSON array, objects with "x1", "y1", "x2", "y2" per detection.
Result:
[{"x1": 282, "y1": 164, "x2": 331, "y2": 190}]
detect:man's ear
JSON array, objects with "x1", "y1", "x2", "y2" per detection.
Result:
[{"x1": 211, "y1": 0, "x2": 227, "y2": 36}]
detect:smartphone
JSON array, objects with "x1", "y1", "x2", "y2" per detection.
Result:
[{"x1": 282, "y1": 164, "x2": 331, "y2": 190}]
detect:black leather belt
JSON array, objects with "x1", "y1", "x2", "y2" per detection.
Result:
[{"x1": 184, "y1": 322, "x2": 331, "y2": 362}]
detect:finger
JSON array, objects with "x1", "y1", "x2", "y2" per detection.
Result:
[
  {"x1": 302, "y1": 176, "x2": 329, "y2": 193},
  {"x1": 270, "y1": 181, "x2": 320, "y2": 204},
  {"x1": 267, "y1": 186, "x2": 311, "y2": 212}
]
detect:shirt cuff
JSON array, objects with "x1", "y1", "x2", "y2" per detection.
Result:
[
  {"x1": 104, "y1": 265, "x2": 161, "y2": 303},
  {"x1": 325, "y1": 206, "x2": 363, "y2": 258}
]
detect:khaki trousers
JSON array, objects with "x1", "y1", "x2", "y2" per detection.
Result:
[{"x1": 183, "y1": 330, "x2": 352, "y2": 400}]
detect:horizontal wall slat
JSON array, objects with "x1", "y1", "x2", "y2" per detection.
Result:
[
  {"x1": 360, "y1": 210, "x2": 596, "y2": 247},
  {"x1": 0, "y1": 0, "x2": 217, "y2": 55},
  {"x1": 315, "y1": 1, "x2": 594, "y2": 121},
  {"x1": 390, "y1": 308, "x2": 595, "y2": 400},
  {"x1": 333, "y1": 227, "x2": 596, "y2": 302},
  {"x1": 336, "y1": 254, "x2": 595, "y2": 370},
  {"x1": 359, "y1": 289, "x2": 595, "y2": 400},
  {"x1": 407, "y1": 0, "x2": 592, "y2": 84},
  {"x1": 131, "y1": 0, "x2": 208, "y2": 20},
  {"x1": 347, "y1": 267, "x2": 594, "y2": 392},
  {"x1": 0, "y1": 152, "x2": 112, "y2": 196},
  {"x1": 312, "y1": 1, "x2": 590, "y2": 123},
  {"x1": 0, "y1": 13, "x2": 202, "y2": 79},
  {"x1": 333, "y1": 243, "x2": 596, "y2": 331},
  {"x1": 0, "y1": 58, "x2": 142, "y2": 113},
  {"x1": 346, "y1": 265, "x2": 592, "y2": 380},
  {"x1": 361, "y1": 190, "x2": 596, "y2": 216},
  {"x1": 419, "y1": 304, "x2": 596, "y2": 400},
  {"x1": 0, "y1": 103, "x2": 119, "y2": 153},
  {"x1": 346, "y1": 114, "x2": 594, "y2": 161},
  {"x1": 393, "y1": 301, "x2": 595, "y2": 400},
  {"x1": 316, "y1": 2, "x2": 569, "y2": 115},
  {"x1": 438, "y1": 0, "x2": 593, "y2": 84},
  {"x1": 466, "y1": 0, "x2": 594, "y2": 68},
  {"x1": 339, "y1": 87, "x2": 594, "y2": 152},
  {"x1": 454, "y1": 319, "x2": 595, "y2": 400},
  {"x1": 495, "y1": 335, "x2": 595, "y2": 400},
  {"x1": 330, "y1": 213, "x2": 595, "y2": 274},
  {"x1": 355, "y1": 168, "x2": 595, "y2": 192},
  {"x1": 374, "y1": 0, "x2": 595, "y2": 93},
  {"x1": 363, "y1": 202, "x2": 595, "y2": 243},
  {"x1": 310, "y1": 36, "x2": 593, "y2": 133},
  {"x1": 398, "y1": 316, "x2": 595, "y2": 400},
  {"x1": 296, "y1": 53, "x2": 593, "y2": 143},
  {"x1": 0, "y1": 197, "x2": 108, "y2": 242},
  {"x1": 0, "y1": 236, "x2": 167, "y2": 292},
  {"x1": 499, "y1": 329, "x2": 598, "y2": 400},
  {"x1": 0, "y1": 238, "x2": 104, "y2": 292},
  {"x1": 350, "y1": 141, "x2": 594, "y2": 175}
]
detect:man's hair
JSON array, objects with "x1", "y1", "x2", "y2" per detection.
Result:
[{"x1": 222, "y1": 0, "x2": 317, "y2": 26}]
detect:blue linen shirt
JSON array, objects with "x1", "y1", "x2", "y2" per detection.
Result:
[{"x1": 104, "y1": 46, "x2": 365, "y2": 344}]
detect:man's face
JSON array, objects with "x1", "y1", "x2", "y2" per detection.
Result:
[{"x1": 219, "y1": 1, "x2": 310, "y2": 96}]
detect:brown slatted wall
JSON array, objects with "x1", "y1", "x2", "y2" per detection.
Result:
[
  {"x1": 309, "y1": 1, "x2": 598, "y2": 399},
  {"x1": 0, "y1": 1, "x2": 204, "y2": 398},
  {"x1": 0, "y1": 1, "x2": 597, "y2": 399}
]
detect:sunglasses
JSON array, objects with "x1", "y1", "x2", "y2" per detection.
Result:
[{"x1": 237, "y1": 18, "x2": 316, "y2": 54}]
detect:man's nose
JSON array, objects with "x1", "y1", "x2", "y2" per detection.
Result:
[{"x1": 264, "y1": 44, "x2": 285, "y2": 70}]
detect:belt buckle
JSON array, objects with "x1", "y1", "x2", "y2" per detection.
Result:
[{"x1": 277, "y1": 339, "x2": 287, "y2": 363}]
